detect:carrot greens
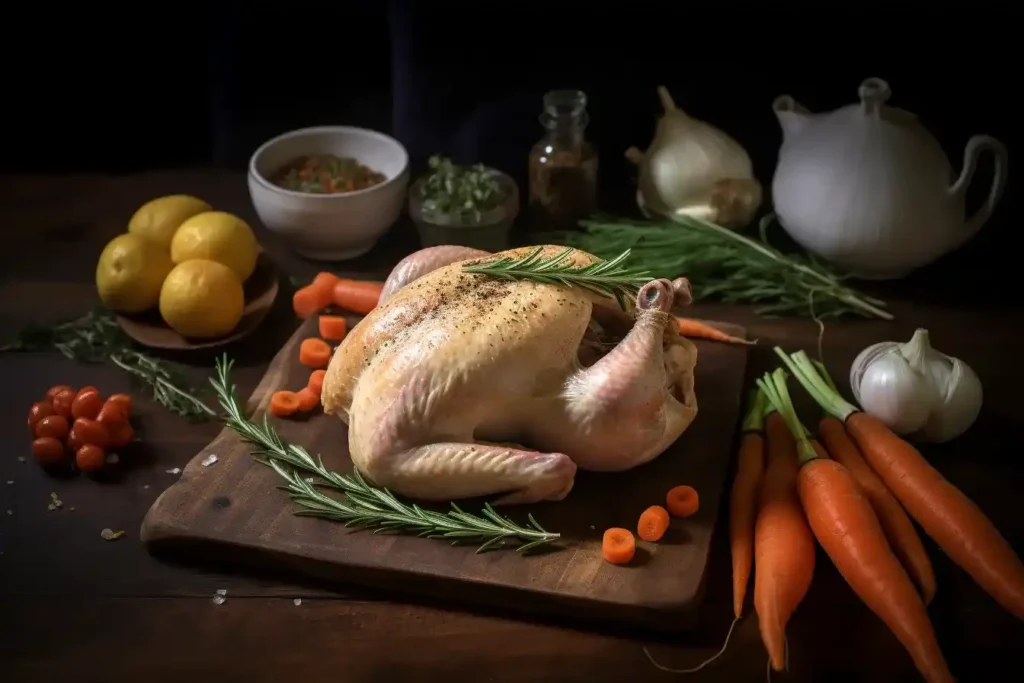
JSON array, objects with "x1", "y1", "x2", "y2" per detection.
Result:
[
  {"x1": 756, "y1": 368, "x2": 817, "y2": 464},
  {"x1": 773, "y1": 348, "x2": 860, "y2": 421}
]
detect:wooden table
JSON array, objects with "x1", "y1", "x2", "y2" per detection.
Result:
[{"x1": 1, "y1": 171, "x2": 1021, "y2": 682}]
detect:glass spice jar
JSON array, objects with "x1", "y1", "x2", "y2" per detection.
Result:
[{"x1": 528, "y1": 90, "x2": 598, "y2": 232}]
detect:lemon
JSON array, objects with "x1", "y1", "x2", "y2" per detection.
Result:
[
  {"x1": 128, "y1": 195, "x2": 212, "y2": 250},
  {"x1": 96, "y1": 234, "x2": 174, "y2": 313},
  {"x1": 170, "y1": 211, "x2": 259, "y2": 282},
  {"x1": 159, "y1": 260, "x2": 245, "y2": 339}
]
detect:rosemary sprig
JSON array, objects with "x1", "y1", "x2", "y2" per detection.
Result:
[
  {"x1": 540, "y1": 214, "x2": 892, "y2": 320},
  {"x1": 462, "y1": 246, "x2": 652, "y2": 310},
  {"x1": 0, "y1": 308, "x2": 215, "y2": 421},
  {"x1": 210, "y1": 355, "x2": 561, "y2": 554}
]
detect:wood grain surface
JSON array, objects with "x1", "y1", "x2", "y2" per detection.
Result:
[{"x1": 141, "y1": 314, "x2": 750, "y2": 631}]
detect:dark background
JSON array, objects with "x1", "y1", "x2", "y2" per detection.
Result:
[{"x1": 4, "y1": 2, "x2": 1019, "y2": 300}]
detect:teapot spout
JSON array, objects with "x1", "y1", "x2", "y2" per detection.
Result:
[{"x1": 773, "y1": 95, "x2": 811, "y2": 141}]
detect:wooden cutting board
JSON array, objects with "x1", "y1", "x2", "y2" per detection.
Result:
[{"x1": 141, "y1": 315, "x2": 750, "y2": 632}]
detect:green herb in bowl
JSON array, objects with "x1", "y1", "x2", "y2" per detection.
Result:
[{"x1": 409, "y1": 155, "x2": 520, "y2": 251}]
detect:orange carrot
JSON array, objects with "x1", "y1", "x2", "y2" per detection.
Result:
[
  {"x1": 778, "y1": 347, "x2": 1024, "y2": 622},
  {"x1": 602, "y1": 528, "x2": 636, "y2": 565},
  {"x1": 296, "y1": 387, "x2": 320, "y2": 412},
  {"x1": 666, "y1": 485, "x2": 700, "y2": 518},
  {"x1": 753, "y1": 410, "x2": 816, "y2": 671},
  {"x1": 637, "y1": 505, "x2": 670, "y2": 542},
  {"x1": 308, "y1": 369, "x2": 326, "y2": 396},
  {"x1": 298, "y1": 338, "x2": 332, "y2": 369},
  {"x1": 675, "y1": 317, "x2": 753, "y2": 345},
  {"x1": 819, "y1": 416, "x2": 937, "y2": 604},
  {"x1": 310, "y1": 272, "x2": 341, "y2": 304},
  {"x1": 318, "y1": 315, "x2": 348, "y2": 341},
  {"x1": 333, "y1": 279, "x2": 384, "y2": 315},
  {"x1": 758, "y1": 369, "x2": 954, "y2": 683},
  {"x1": 730, "y1": 389, "x2": 767, "y2": 619},
  {"x1": 269, "y1": 391, "x2": 301, "y2": 416},
  {"x1": 293, "y1": 286, "x2": 324, "y2": 319}
]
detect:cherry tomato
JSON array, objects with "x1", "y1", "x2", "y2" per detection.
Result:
[
  {"x1": 66, "y1": 426, "x2": 83, "y2": 453},
  {"x1": 109, "y1": 422, "x2": 135, "y2": 449},
  {"x1": 75, "y1": 444, "x2": 105, "y2": 472},
  {"x1": 34, "y1": 414, "x2": 70, "y2": 440},
  {"x1": 51, "y1": 388, "x2": 76, "y2": 419},
  {"x1": 106, "y1": 393, "x2": 133, "y2": 415},
  {"x1": 71, "y1": 388, "x2": 104, "y2": 420},
  {"x1": 96, "y1": 400, "x2": 128, "y2": 427},
  {"x1": 27, "y1": 401, "x2": 54, "y2": 435},
  {"x1": 45, "y1": 385, "x2": 73, "y2": 403},
  {"x1": 32, "y1": 437, "x2": 66, "y2": 464},
  {"x1": 71, "y1": 417, "x2": 109, "y2": 449}
]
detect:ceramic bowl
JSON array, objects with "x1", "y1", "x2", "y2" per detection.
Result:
[{"x1": 248, "y1": 126, "x2": 409, "y2": 261}]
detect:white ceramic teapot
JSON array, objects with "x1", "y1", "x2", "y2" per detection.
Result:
[{"x1": 771, "y1": 77, "x2": 1008, "y2": 279}]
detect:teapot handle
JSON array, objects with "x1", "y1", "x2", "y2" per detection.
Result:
[{"x1": 948, "y1": 134, "x2": 1008, "y2": 249}]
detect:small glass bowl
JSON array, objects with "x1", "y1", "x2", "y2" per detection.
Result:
[{"x1": 408, "y1": 171, "x2": 519, "y2": 251}]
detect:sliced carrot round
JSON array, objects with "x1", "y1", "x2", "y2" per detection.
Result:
[
  {"x1": 296, "y1": 387, "x2": 319, "y2": 412},
  {"x1": 298, "y1": 338, "x2": 332, "y2": 368},
  {"x1": 601, "y1": 527, "x2": 636, "y2": 565},
  {"x1": 666, "y1": 485, "x2": 700, "y2": 518},
  {"x1": 308, "y1": 369, "x2": 327, "y2": 396},
  {"x1": 637, "y1": 505, "x2": 671, "y2": 542},
  {"x1": 269, "y1": 390, "x2": 301, "y2": 416},
  {"x1": 318, "y1": 315, "x2": 348, "y2": 341}
]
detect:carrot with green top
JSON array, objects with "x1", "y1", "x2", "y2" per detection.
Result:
[
  {"x1": 758, "y1": 368, "x2": 953, "y2": 683},
  {"x1": 776, "y1": 347, "x2": 1024, "y2": 622},
  {"x1": 752, "y1": 391, "x2": 816, "y2": 671},
  {"x1": 729, "y1": 389, "x2": 767, "y2": 619}
]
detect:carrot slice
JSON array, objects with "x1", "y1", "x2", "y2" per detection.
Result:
[
  {"x1": 298, "y1": 338, "x2": 332, "y2": 368},
  {"x1": 293, "y1": 286, "x2": 325, "y2": 319},
  {"x1": 332, "y1": 279, "x2": 384, "y2": 315},
  {"x1": 637, "y1": 505, "x2": 670, "y2": 542},
  {"x1": 666, "y1": 485, "x2": 700, "y2": 517},
  {"x1": 296, "y1": 386, "x2": 320, "y2": 411},
  {"x1": 308, "y1": 369, "x2": 326, "y2": 396},
  {"x1": 311, "y1": 272, "x2": 341, "y2": 304},
  {"x1": 602, "y1": 528, "x2": 636, "y2": 565},
  {"x1": 318, "y1": 315, "x2": 348, "y2": 341},
  {"x1": 269, "y1": 391, "x2": 301, "y2": 416}
]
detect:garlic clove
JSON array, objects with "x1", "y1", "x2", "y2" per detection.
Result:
[
  {"x1": 849, "y1": 341, "x2": 897, "y2": 407},
  {"x1": 854, "y1": 349, "x2": 937, "y2": 435},
  {"x1": 917, "y1": 357, "x2": 984, "y2": 443}
]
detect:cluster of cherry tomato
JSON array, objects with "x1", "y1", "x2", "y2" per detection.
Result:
[{"x1": 27, "y1": 385, "x2": 136, "y2": 473}]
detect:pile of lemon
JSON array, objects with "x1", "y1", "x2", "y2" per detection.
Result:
[{"x1": 96, "y1": 195, "x2": 261, "y2": 339}]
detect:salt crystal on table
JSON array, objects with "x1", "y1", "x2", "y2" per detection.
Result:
[
  {"x1": 293, "y1": 598, "x2": 302, "y2": 606},
  {"x1": 201, "y1": 454, "x2": 219, "y2": 467},
  {"x1": 5, "y1": 481, "x2": 12, "y2": 485},
  {"x1": 216, "y1": 589, "x2": 227, "y2": 596},
  {"x1": 212, "y1": 595, "x2": 226, "y2": 605},
  {"x1": 166, "y1": 468, "x2": 181, "y2": 475}
]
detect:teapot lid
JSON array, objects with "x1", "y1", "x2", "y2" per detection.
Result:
[{"x1": 857, "y1": 77, "x2": 917, "y2": 124}]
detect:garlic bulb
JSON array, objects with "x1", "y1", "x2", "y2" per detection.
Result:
[
  {"x1": 850, "y1": 329, "x2": 983, "y2": 443},
  {"x1": 625, "y1": 86, "x2": 762, "y2": 228}
]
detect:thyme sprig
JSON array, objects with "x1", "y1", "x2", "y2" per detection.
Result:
[
  {"x1": 419, "y1": 155, "x2": 505, "y2": 222},
  {"x1": 0, "y1": 308, "x2": 215, "y2": 420},
  {"x1": 210, "y1": 355, "x2": 561, "y2": 554},
  {"x1": 463, "y1": 246, "x2": 652, "y2": 310},
  {"x1": 541, "y1": 214, "x2": 892, "y2": 320}
]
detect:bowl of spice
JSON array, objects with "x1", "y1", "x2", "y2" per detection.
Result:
[
  {"x1": 408, "y1": 155, "x2": 519, "y2": 252},
  {"x1": 248, "y1": 126, "x2": 409, "y2": 261}
]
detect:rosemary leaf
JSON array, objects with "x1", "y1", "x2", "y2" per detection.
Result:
[
  {"x1": 538, "y1": 214, "x2": 893, "y2": 320},
  {"x1": 0, "y1": 308, "x2": 215, "y2": 420},
  {"x1": 209, "y1": 354, "x2": 561, "y2": 554}
]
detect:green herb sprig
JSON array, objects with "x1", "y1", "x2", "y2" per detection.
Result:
[
  {"x1": 541, "y1": 213, "x2": 892, "y2": 320},
  {"x1": 462, "y1": 246, "x2": 652, "y2": 310},
  {"x1": 1, "y1": 308, "x2": 215, "y2": 420},
  {"x1": 210, "y1": 355, "x2": 561, "y2": 554},
  {"x1": 419, "y1": 155, "x2": 505, "y2": 222}
]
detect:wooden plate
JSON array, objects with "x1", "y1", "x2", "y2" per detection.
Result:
[{"x1": 115, "y1": 252, "x2": 280, "y2": 351}]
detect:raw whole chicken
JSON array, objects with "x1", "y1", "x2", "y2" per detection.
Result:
[{"x1": 321, "y1": 245, "x2": 698, "y2": 505}]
